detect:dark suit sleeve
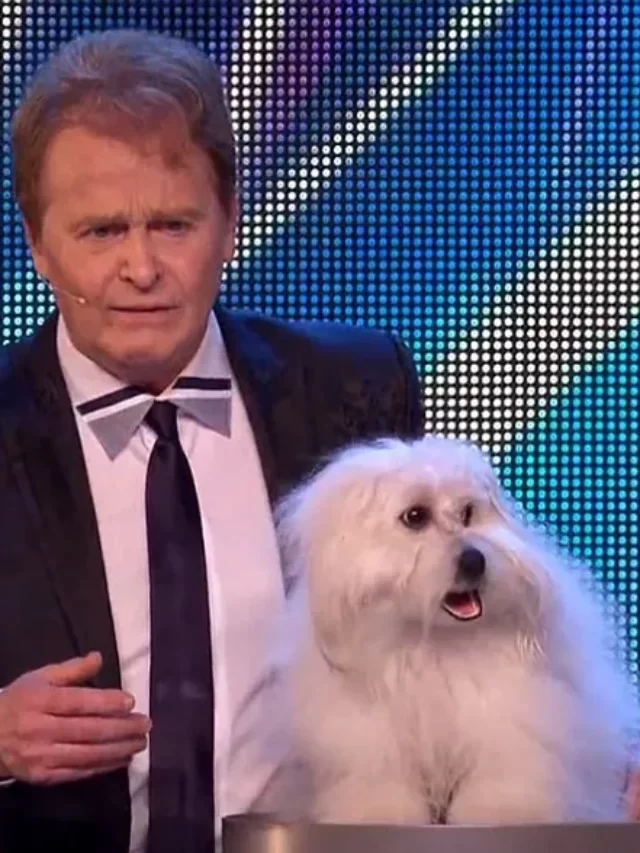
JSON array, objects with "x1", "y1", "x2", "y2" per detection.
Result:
[{"x1": 391, "y1": 336, "x2": 425, "y2": 440}]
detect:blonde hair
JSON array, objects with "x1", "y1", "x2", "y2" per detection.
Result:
[{"x1": 12, "y1": 29, "x2": 238, "y2": 238}]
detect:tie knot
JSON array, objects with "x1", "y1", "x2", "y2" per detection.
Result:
[{"x1": 145, "y1": 401, "x2": 179, "y2": 442}]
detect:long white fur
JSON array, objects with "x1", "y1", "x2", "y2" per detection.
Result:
[{"x1": 269, "y1": 435, "x2": 639, "y2": 825}]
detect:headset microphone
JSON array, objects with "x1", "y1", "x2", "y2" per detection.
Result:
[{"x1": 49, "y1": 286, "x2": 90, "y2": 306}]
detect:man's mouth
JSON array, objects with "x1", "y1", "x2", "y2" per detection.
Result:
[
  {"x1": 441, "y1": 589, "x2": 483, "y2": 621},
  {"x1": 109, "y1": 306, "x2": 179, "y2": 322},
  {"x1": 111, "y1": 306, "x2": 175, "y2": 312}
]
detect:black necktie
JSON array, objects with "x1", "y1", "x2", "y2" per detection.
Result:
[{"x1": 145, "y1": 401, "x2": 215, "y2": 852}]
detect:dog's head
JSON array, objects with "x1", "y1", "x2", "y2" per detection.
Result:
[{"x1": 276, "y1": 435, "x2": 565, "y2": 667}]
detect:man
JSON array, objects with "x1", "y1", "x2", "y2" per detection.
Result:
[{"x1": 0, "y1": 29, "x2": 423, "y2": 853}]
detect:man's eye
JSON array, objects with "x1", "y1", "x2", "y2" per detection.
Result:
[
  {"x1": 85, "y1": 224, "x2": 124, "y2": 239},
  {"x1": 158, "y1": 220, "x2": 192, "y2": 233}
]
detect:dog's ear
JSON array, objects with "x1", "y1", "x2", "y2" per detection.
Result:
[
  {"x1": 487, "y1": 481, "x2": 520, "y2": 524},
  {"x1": 481, "y1": 463, "x2": 533, "y2": 533},
  {"x1": 274, "y1": 485, "x2": 309, "y2": 598},
  {"x1": 278, "y1": 467, "x2": 413, "y2": 673},
  {"x1": 275, "y1": 475, "x2": 360, "y2": 670}
]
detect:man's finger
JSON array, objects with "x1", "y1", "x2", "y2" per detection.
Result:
[
  {"x1": 38, "y1": 652, "x2": 104, "y2": 688},
  {"x1": 41, "y1": 759, "x2": 131, "y2": 786},
  {"x1": 49, "y1": 712, "x2": 151, "y2": 744},
  {"x1": 43, "y1": 685, "x2": 135, "y2": 718},
  {"x1": 50, "y1": 737, "x2": 148, "y2": 770}
]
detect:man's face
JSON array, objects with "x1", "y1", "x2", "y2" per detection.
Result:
[{"x1": 29, "y1": 125, "x2": 238, "y2": 392}]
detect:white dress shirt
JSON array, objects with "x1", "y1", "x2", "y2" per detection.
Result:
[{"x1": 56, "y1": 313, "x2": 288, "y2": 851}]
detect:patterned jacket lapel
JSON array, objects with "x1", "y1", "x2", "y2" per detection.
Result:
[
  {"x1": 0, "y1": 316, "x2": 122, "y2": 691},
  {"x1": 216, "y1": 304, "x2": 314, "y2": 503}
]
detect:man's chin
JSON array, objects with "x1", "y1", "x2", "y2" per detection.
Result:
[
  {"x1": 96, "y1": 344, "x2": 189, "y2": 393},
  {"x1": 84, "y1": 318, "x2": 206, "y2": 391}
]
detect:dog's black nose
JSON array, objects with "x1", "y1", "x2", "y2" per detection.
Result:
[{"x1": 456, "y1": 546, "x2": 486, "y2": 583}]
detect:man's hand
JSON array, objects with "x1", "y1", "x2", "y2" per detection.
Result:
[{"x1": 0, "y1": 651, "x2": 150, "y2": 785}]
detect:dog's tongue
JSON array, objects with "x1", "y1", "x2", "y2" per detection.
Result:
[{"x1": 441, "y1": 590, "x2": 482, "y2": 621}]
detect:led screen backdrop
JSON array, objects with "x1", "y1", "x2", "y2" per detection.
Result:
[{"x1": 1, "y1": 0, "x2": 638, "y2": 689}]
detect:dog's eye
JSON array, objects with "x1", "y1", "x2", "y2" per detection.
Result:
[
  {"x1": 400, "y1": 504, "x2": 431, "y2": 530},
  {"x1": 461, "y1": 503, "x2": 475, "y2": 527}
]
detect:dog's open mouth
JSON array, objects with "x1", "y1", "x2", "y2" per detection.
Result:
[{"x1": 441, "y1": 590, "x2": 483, "y2": 621}]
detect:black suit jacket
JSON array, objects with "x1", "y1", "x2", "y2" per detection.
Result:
[{"x1": 0, "y1": 305, "x2": 423, "y2": 852}]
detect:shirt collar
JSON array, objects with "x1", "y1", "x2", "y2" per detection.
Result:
[{"x1": 57, "y1": 312, "x2": 232, "y2": 458}]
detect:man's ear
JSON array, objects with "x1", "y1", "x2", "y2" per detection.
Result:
[{"x1": 223, "y1": 193, "x2": 241, "y2": 264}]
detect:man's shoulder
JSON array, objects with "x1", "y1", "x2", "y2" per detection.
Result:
[
  {"x1": 0, "y1": 317, "x2": 59, "y2": 423},
  {"x1": 0, "y1": 335, "x2": 33, "y2": 412},
  {"x1": 221, "y1": 307, "x2": 402, "y2": 369}
]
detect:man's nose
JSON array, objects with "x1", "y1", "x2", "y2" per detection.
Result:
[{"x1": 119, "y1": 231, "x2": 161, "y2": 289}]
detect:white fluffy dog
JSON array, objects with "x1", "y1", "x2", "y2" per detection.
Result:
[{"x1": 270, "y1": 435, "x2": 638, "y2": 826}]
